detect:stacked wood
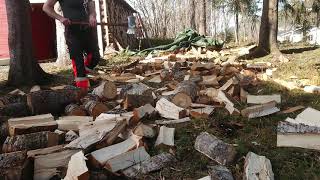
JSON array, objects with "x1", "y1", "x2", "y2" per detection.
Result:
[
  {"x1": 2, "y1": 131, "x2": 59, "y2": 153},
  {"x1": 83, "y1": 100, "x2": 109, "y2": 119},
  {"x1": 8, "y1": 114, "x2": 57, "y2": 136},
  {"x1": 0, "y1": 151, "x2": 27, "y2": 180},
  {"x1": 194, "y1": 132, "x2": 236, "y2": 165},
  {"x1": 244, "y1": 152, "x2": 274, "y2": 180},
  {"x1": 92, "y1": 81, "x2": 117, "y2": 100},
  {"x1": 65, "y1": 104, "x2": 87, "y2": 116},
  {"x1": 156, "y1": 98, "x2": 187, "y2": 120},
  {"x1": 27, "y1": 89, "x2": 81, "y2": 115}
]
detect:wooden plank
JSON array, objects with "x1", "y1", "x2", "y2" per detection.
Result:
[{"x1": 64, "y1": 151, "x2": 89, "y2": 180}]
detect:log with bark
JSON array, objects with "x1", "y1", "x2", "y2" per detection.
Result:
[
  {"x1": 156, "y1": 98, "x2": 187, "y2": 120},
  {"x1": 65, "y1": 104, "x2": 87, "y2": 116},
  {"x1": 27, "y1": 89, "x2": 81, "y2": 115},
  {"x1": 132, "y1": 104, "x2": 157, "y2": 124},
  {"x1": 2, "y1": 131, "x2": 59, "y2": 153},
  {"x1": 133, "y1": 123, "x2": 156, "y2": 138},
  {"x1": 194, "y1": 132, "x2": 236, "y2": 165},
  {"x1": 0, "y1": 94, "x2": 26, "y2": 108},
  {"x1": 169, "y1": 81, "x2": 198, "y2": 108},
  {"x1": 8, "y1": 114, "x2": 56, "y2": 136},
  {"x1": 209, "y1": 165, "x2": 234, "y2": 180},
  {"x1": 122, "y1": 153, "x2": 176, "y2": 178},
  {"x1": 0, "y1": 102, "x2": 31, "y2": 117},
  {"x1": 0, "y1": 116, "x2": 9, "y2": 146},
  {"x1": 123, "y1": 94, "x2": 155, "y2": 110},
  {"x1": 0, "y1": 151, "x2": 27, "y2": 180},
  {"x1": 92, "y1": 81, "x2": 117, "y2": 100}
]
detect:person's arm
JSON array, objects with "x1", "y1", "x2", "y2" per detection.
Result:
[
  {"x1": 43, "y1": 0, "x2": 71, "y2": 26},
  {"x1": 88, "y1": 0, "x2": 97, "y2": 27}
]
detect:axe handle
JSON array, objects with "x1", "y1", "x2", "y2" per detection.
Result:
[{"x1": 71, "y1": 21, "x2": 127, "y2": 27}]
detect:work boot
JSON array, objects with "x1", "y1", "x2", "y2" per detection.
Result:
[{"x1": 75, "y1": 78, "x2": 90, "y2": 97}]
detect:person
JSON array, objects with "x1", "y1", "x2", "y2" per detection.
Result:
[{"x1": 43, "y1": 0, "x2": 100, "y2": 91}]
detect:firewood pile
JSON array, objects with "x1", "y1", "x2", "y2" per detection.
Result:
[{"x1": 0, "y1": 46, "x2": 282, "y2": 180}]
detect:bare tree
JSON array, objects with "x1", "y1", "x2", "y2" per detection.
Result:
[
  {"x1": 5, "y1": 0, "x2": 50, "y2": 86},
  {"x1": 198, "y1": 0, "x2": 207, "y2": 35}
]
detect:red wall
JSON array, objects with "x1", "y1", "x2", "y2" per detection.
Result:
[
  {"x1": 31, "y1": 4, "x2": 56, "y2": 61},
  {"x1": 0, "y1": 0, "x2": 9, "y2": 60}
]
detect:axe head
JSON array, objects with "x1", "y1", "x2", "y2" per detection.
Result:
[{"x1": 127, "y1": 15, "x2": 136, "y2": 35}]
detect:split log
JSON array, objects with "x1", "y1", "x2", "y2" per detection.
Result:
[
  {"x1": 156, "y1": 98, "x2": 187, "y2": 120},
  {"x1": 0, "y1": 94, "x2": 26, "y2": 108},
  {"x1": 0, "y1": 116, "x2": 9, "y2": 146},
  {"x1": 120, "y1": 83, "x2": 153, "y2": 98},
  {"x1": 200, "y1": 75, "x2": 219, "y2": 87},
  {"x1": 173, "y1": 71, "x2": 186, "y2": 82},
  {"x1": 9, "y1": 89, "x2": 26, "y2": 96},
  {"x1": 2, "y1": 131, "x2": 59, "y2": 153},
  {"x1": 123, "y1": 94, "x2": 155, "y2": 110},
  {"x1": 247, "y1": 94, "x2": 281, "y2": 104},
  {"x1": 170, "y1": 81, "x2": 198, "y2": 108},
  {"x1": 83, "y1": 100, "x2": 109, "y2": 119},
  {"x1": 89, "y1": 135, "x2": 142, "y2": 168},
  {"x1": 194, "y1": 132, "x2": 236, "y2": 165},
  {"x1": 80, "y1": 94, "x2": 100, "y2": 104},
  {"x1": 96, "y1": 119, "x2": 127, "y2": 149},
  {"x1": 148, "y1": 75, "x2": 162, "y2": 83},
  {"x1": 64, "y1": 151, "x2": 89, "y2": 180},
  {"x1": 244, "y1": 152, "x2": 274, "y2": 180},
  {"x1": 122, "y1": 153, "x2": 176, "y2": 178},
  {"x1": 240, "y1": 88, "x2": 248, "y2": 102},
  {"x1": 92, "y1": 81, "x2": 117, "y2": 100},
  {"x1": 8, "y1": 114, "x2": 57, "y2": 136},
  {"x1": 241, "y1": 101, "x2": 280, "y2": 119},
  {"x1": 65, "y1": 104, "x2": 87, "y2": 116},
  {"x1": 34, "y1": 149, "x2": 80, "y2": 180},
  {"x1": 190, "y1": 107, "x2": 215, "y2": 119},
  {"x1": 279, "y1": 106, "x2": 305, "y2": 114},
  {"x1": 80, "y1": 115, "x2": 118, "y2": 137},
  {"x1": 155, "y1": 117, "x2": 191, "y2": 125},
  {"x1": 132, "y1": 104, "x2": 157, "y2": 123},
  {"x1": 104, "y1": 147, "x2": 150, "y2": 172},
  {"x1": 57, "y1": 116, "x2": 93, "y2": 132},
  {"x1": 27, "y1": 145, "x2": 65, "y2": 158},
  {"x1": 65, "y1": 130, "x2": 79, "y2": 143},
  {"x1": 133, "y1": 123, "x2": 156, "y2": 138},
  {"x1": 155, "y1": 126, "x2": 175, "y2": 147},
  {"x1": 27, "y1": 89, "x2": 81, "y2": 115},
  {"x1": 0, "y1": 103, "x2": 31, "y2": 117},
  {"x1": 0, "y1": 151, "x2": 27, "y2": 180}
]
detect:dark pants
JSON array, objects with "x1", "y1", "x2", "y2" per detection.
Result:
[{"x1": 65, "y1": 25, "x2": 100, "y2": 80}]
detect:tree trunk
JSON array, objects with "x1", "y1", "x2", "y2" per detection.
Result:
[
  {"x1": 199, "y1": 0, "x2": 206, "y2": 35},
  {"x1": 254, "y1": 0, "x2": 280, "y2": 56},
  {"x1": 5, "y1": 0, "x2": 50, "y2": 86},
  {"x1": 54, "y1": 2, "x2": 70, "y2": 67},
  {"x1": 190, "y1": 0, "x2": 196, "y2": 30},
  {"x1": 235, "y1": 12, "x2": 239, "y2": 44}
]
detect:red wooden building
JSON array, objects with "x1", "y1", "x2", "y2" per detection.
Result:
[{"x1": 0, "y1": 0, "x2": 138, "y2": 65}]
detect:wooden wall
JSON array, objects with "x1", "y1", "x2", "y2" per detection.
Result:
[{"x1": 105, "y1": 0, "x2": 138, "y2": 50}]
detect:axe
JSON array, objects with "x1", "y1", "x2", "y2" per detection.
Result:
[{"x1": 71, "y1": 15, "x2": 136, "y2": 35}]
